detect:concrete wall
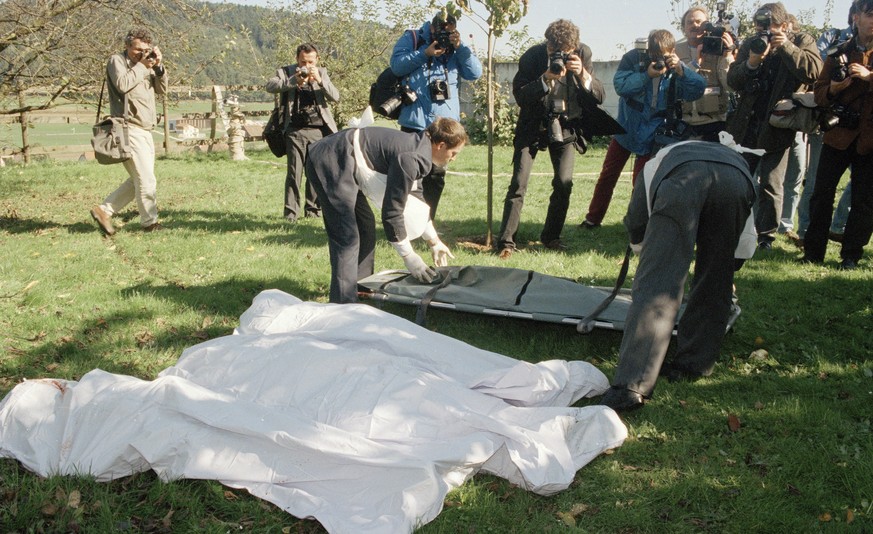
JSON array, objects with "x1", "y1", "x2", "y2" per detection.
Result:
[{"x1": 459, "y1": 60, "x2": 622, "y2": 120}]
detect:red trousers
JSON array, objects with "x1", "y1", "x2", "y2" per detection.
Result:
[{"x1": 585, "y1": 138, "x2": 651, "y2": 225}]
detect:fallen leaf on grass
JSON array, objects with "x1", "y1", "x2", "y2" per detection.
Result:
[
  {"x1": 819, "y1": 512, "x2": 832, "y2": 522},
  {"x1": 223, "y1": 490, "x2": 238, "y2": 501},
  {"x1": 749, "y1": 349, "x2": 768, "y2": 361},
  {"x1": 557, "y1": 511, "x2": 576, "y2": 527},
  {"x1": 135, "y1": 331, "x2": 155, "y2": 347},
  {"x1": 45, "y1": 363, "x2": 60, "y2": 373},
  {"x1": 754, "y1": 401, "x2": 764, "y2": 410},
  {"x1": 162, "y1": 509, "x2": 174, "y2": 529},
  {"x1": 728, "y1": 414, "x2": 741, "y2": 432},
  {"x1": 847, "y1": 509, "x2": 854, "y2": 523},
  {"x1": 67, "y1": 489, "x2": 81, "y2": 509}
]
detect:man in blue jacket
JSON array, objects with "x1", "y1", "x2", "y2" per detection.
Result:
[
  {"x1": 581, "y1": 30, "x2": 706, "y2": 230},
  {"x1": 390, "y1": 11, "x2": 482, "y2": 218}
]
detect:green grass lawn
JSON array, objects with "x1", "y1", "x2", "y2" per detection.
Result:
[{"x1": 1, "y1": 144, "x2": 871, "y2": 532}]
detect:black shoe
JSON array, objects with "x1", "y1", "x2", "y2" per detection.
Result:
[
  {"x1": 828, "y1": 231, "x2": 844, "y2": 243},
  {"x1": 758, "y1": 240, "x2": 772, "y2": 251},
  {"x1": 543, "y1": 239, "x2": 567, "y2": 251},
  {"x1": 798, "y1": 255, "x2": 822, "y2": 265},
  {"x1": 659, "y1": 362, "x2": 702, "y2": 383},
  {"x1": 840, "y1": 258, "x2": 858, "y2": 270},
  {"x1": 600, "y1": 387, "x2": 645, "y2": 412},
  {"x1": 579, "y1": 219, "x2": 601, "y2": 230},
  {"x1": 304, "y1": 211, "x2": 321, "y2": 218}
]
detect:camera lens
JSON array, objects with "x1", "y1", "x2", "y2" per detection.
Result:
[{"x1": 749, "y1": 35, "x2": 769, "y2": 55}]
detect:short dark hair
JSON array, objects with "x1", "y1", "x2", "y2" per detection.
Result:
[
  {"x1": 125, "y1": 29, "x2": 153, "y2": 46},
  {"x1": 296, "y1": 43, "x2": 319, "y2": 57},
  {"x1": 853, "y1": 0, "x2": 871, "y2": 19},
  {"x1": 648, "y1": 30, "x2": 676, "y2": 55},
  {"x1": 432, "y1": 12, "x2": 457, "y2": 27},
  {"x1": 427, "y1": 117, "x2": 467, "y2": 148},
  {"x1": 544, "y1": 19, "x2": 580, "y2": 52},
  {"x1": 682, "y1": 5, "x2": 709, "y2": 27}
]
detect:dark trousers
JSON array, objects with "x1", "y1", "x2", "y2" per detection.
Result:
[
  {"x1": 284, "y1": 126, "x2": 329, "y2": 220},
  {"x1": 741, "y1": 147, "x2": 790, "y2": 244},
  {"x1": 804, "y1": 140, "x2": 873, "y2": 262},
  {"x1": 309, "y1": 178, "x2": 376, "y2": 304},
  {"x1": 612, "y1": 162, "x2": 754, "y2": 397},
  {"x1": 497, "y1": 140, "x2": 575, "y2": 250}
]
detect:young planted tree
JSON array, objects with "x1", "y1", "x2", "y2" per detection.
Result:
[{"x1": 449, "y1": 0, "x2": 528, "y2": 246}]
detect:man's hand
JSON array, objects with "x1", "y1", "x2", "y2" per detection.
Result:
[
  {"x1": 403, "y1": 252, "x2": 437, "y2": 282},
  {"x1": 429, "y1": 239, "x2": 454, "y2": 267},
  {"x1": 665, "y1": 52, "x2": 684, "y2": 77},
  {"x1": 565, "y1": 53, "x2": 583, "y2": 76},
  {"x1": 425, "y1": 40, "x2": 446, "y2": 58},
  {"x1": 769, "y1": 29, "x2": 787, "y2": 51},
  {"x1": 140, "y1": 47, "x2": 159, "y2": 69}
]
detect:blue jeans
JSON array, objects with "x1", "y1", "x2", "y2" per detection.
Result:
[{"x1": 779, "y1": 132, "x2": 807, "y2": 233}]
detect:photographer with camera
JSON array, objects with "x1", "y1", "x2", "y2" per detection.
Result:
[
  {"x1": 802, "y1": 0, "x2": 873, "y2": 270},
  {"x1": 676, "y1": 4, "x2": 736, "y2": 141},
  {"x1": 579, "y1": 30, "x2": 705, "y2": 231},
  {"x1": 89, "y1": 28, "x2": 167, "y2": 236},
  {"x1": 390, "y1": 10, "x2": 481, "y2": 220},
  {"x1": 726, "y1": 2, "x2": 821, "y2": 250},
  {"x1": 495, "y1": 19, "x2": 606, "y2": 258},
  {"x1": 266, "y1": 43, "x2": 340, "y2": 222},
  {"x1": 796, "y1": 4, "x2": 858, "y2": 248}
]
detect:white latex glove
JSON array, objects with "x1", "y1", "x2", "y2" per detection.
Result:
[
  {"x1": 403, "y1": 252, "x2": 437, "y2": 282},
  {"x1": 391, "y1": 239, "x2": 437, "y2": 283},
  {"x1": 429, "y1": 239, "x2": 455, "y2": 267}
]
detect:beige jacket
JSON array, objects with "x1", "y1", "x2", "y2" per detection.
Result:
[{"x1": 106, "y1": 52, "x2": 168, "y2": 130}]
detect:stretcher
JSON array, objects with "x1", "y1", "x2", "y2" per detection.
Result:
[{"x1": 358, "y1": 265, "x2": 742, "y2": 334}]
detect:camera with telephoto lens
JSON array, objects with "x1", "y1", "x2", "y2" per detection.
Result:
[
  {"x1": 545, "y1": 98, "x2": 567, "y2": 145},
  {"x1": 549, "y1": 50, "x2": 570, "y2": 74},
  {"x1": 749, "y1": 9, "x2": 773, "y2": 55},
  {"x1": 429, "y1": 79, "x2": 450, "y2": 102},
  {"x1": 820, "y1": 103, "x2": 861, "y2": 132},
  {"x1": 826, "y1": 39, "x2": 856, "y2": 82},
  {"x1": 378, "y1": 84, "x2": 418, "y2": 117}
]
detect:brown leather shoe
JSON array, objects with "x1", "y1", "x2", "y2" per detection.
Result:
[
  {"x1": 498, "y1": 247, "x2": 513, "y2": 260},
  {"x1": 142, "y1": 222, "x2": 164, "y2": 232},
  {"x1": 90, "y1": 205, "x2": 115, "y2": 236}
]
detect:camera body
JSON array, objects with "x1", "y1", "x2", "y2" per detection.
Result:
[
  {"x1": 826, "y1": 39, "x2": 856, "y2": 82},
  {"x1": 429, "y1": 79, "x2": 450, "y2": 102},
  {"x1": 653, "y1": 55, "x2": 670, "y2": 71},
  {"x1": 701, "y1": 22, "x2": 727, "y2": 56},
  {"x1": 549, "y1": 50, "x2": 570, "y2": 74},
  {"x1": 821, "y1": 103, "x2": 861, "y2": 132},
  {"x1": 745, "y1": 76, "x2": 769, "y2": 94},
  {"x1": 296, "y1": 66, "x2": 310, "y2": 79},
  {"x1": 545, "y1": 98, "x2": 567, "y2": 145},
  {"x1": 433, "y1": 22, "x2": 454, "y2": 53},
  {"x1": 145, "y1": 49, "x2": 157, "y2": 61}
]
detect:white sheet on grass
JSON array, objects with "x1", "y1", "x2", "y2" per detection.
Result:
[{"x1": 0, "y1": 289, "x2": 627, "y2": 533}]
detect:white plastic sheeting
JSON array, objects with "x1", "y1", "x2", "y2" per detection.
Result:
[{"x1": 0, "y1": 290, "x2": 627, "y2": 533}]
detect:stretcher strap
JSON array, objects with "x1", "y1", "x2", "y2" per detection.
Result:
[
  {"x1": 515, "y1": 270, "x2": 535, "y2": 306},
  {"x1": 577, "y1": 245, "x2": 632, "y2": 334},
  {"x1": 415, "y1": 273, "x2": 453, "y2": 326}
]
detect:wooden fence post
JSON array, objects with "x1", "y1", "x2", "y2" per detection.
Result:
[
  {"x1": 18, "y1": 89, "x2": 30, "y2": 164},
  {"x1": 163, "y1": 95, "x2": 170, "y2": 155}
]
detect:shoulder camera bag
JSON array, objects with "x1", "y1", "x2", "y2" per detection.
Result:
[
  {"x1": 768, "y1": 92, "x2": 821, "y2": 133},
  {"x1": 91, "y1": 79, "x2": 132, "y2": 165},
  {"x1": 370, "y1": 30, "x2": 418, "y2": 119},
  {"x1": 263, "y1": 66, "x2": 292, "y2": 158}
]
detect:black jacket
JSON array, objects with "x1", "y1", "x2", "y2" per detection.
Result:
[{"x1": 512, "y1": 42, "x2": 616, "y2": 148}]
